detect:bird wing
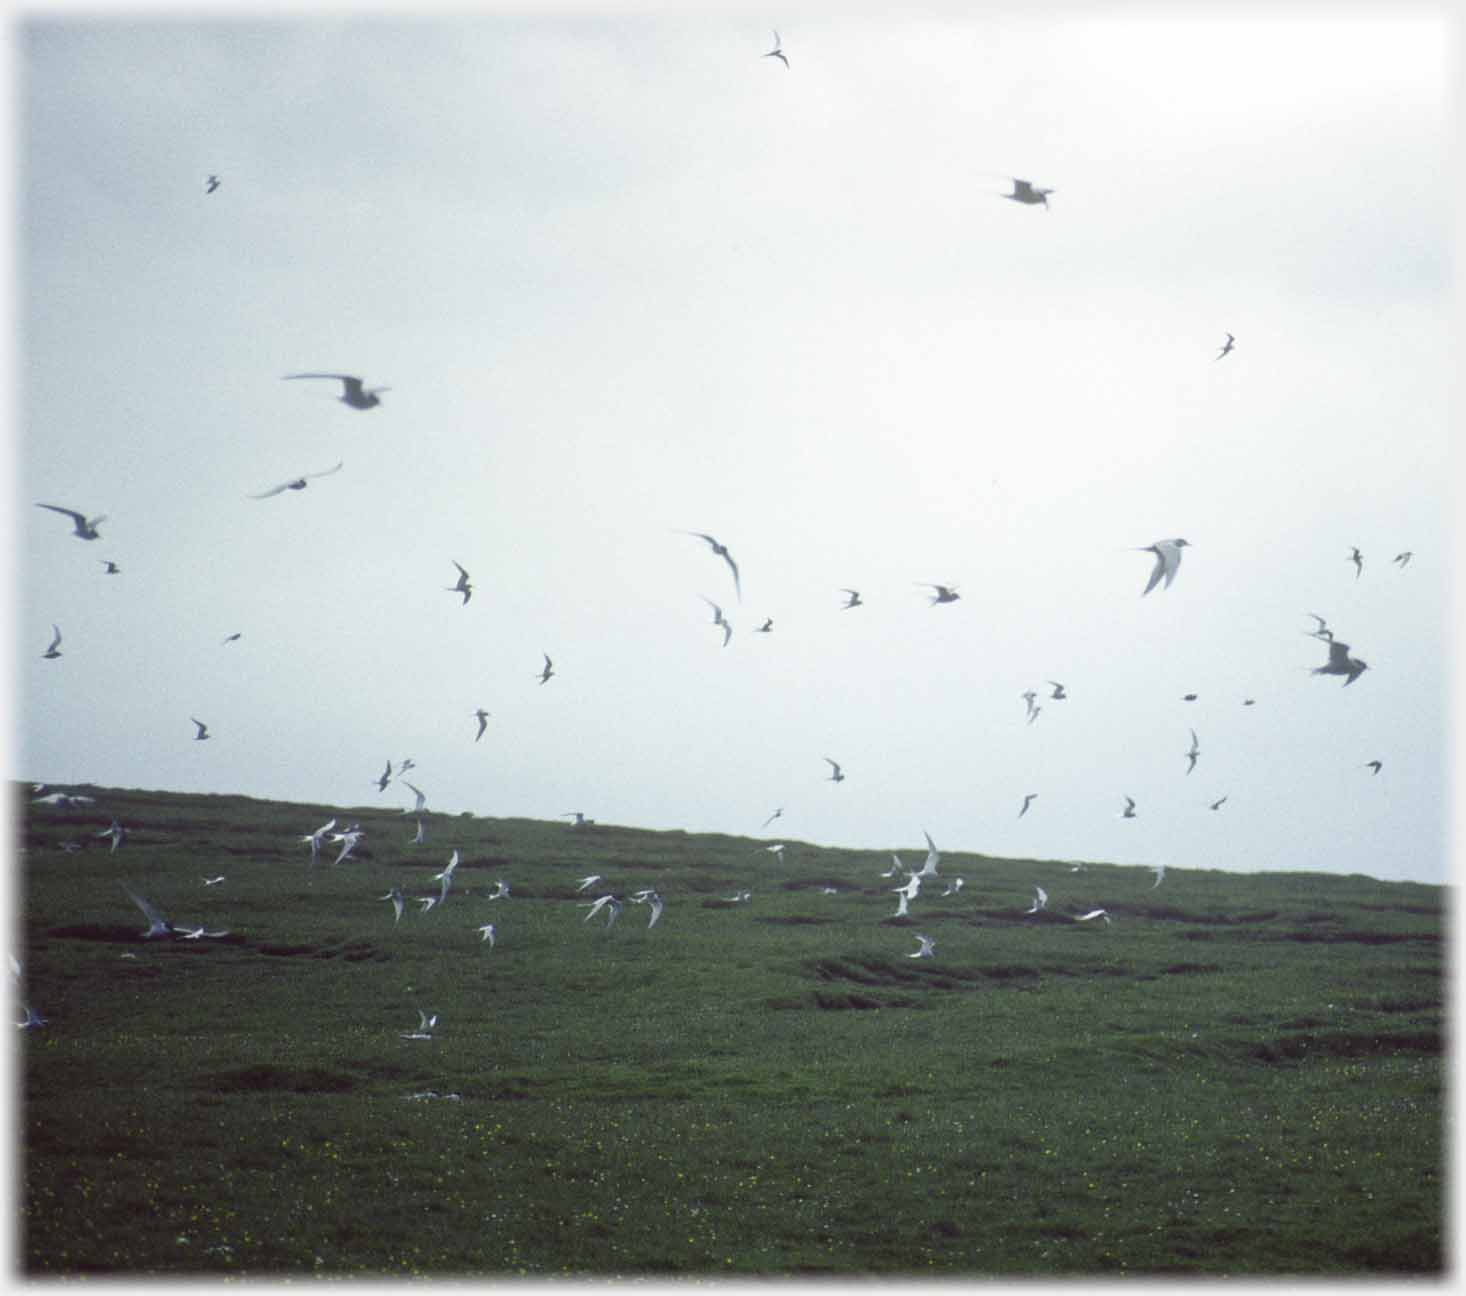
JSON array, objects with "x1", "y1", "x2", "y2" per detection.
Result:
[
  {"x1": 247, "y1": 482, "x2": 292, "y2": 499},
  {"x1": 123, "y1": 884, "x2": 166, "y2": 928},
  {"x1": 1140, "y1": 548, "x2": 1167, "y2": 595},
  {"x1": 36, "y1": 503, "x2": 87, "y2": 525},
  {"x1": 306, "y1": 460, "x2": 345, "y2": 480},
  {"x1": 283, "y1": 372, "x2": 356, "y2": 383}
]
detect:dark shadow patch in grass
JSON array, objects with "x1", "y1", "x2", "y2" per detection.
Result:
[
  {"x1": 1278, "y1": 930, "x2": 1439, "y2": 945},
  {"x1": 48, "y1": 923, "x2": 153, "y2": 943},
  {"x1": 757, "y1": 915, "x2": 834, "y2": 926},
  {"x1": 1340, "y1": 1227, "x2": 1441, "y2": 1272},
  {"x1": 814, "y1": 992, "x2": 885, "y2": 1011},
  {"x1": 1164, "y1": 963, "x2": 1222, "y2": 975},
  {"x1": 203, "y1": 1064, "x2": 357, "y2": 1094},
  {"x1": 1356, "y1": 903, "x2": 1441, "y2": 917},
  {"x1": 1372, "y1": 996, "x2": 1441, "y2": 1013},
  {"x1": 1249, "y1": 1029, "x2": 1442, "y2": 1064}
]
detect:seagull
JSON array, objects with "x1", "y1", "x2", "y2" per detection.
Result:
[
  {"x1": 401, "y1": 781, "x2": 427, "y2": 815},
  {"x1": 824, "y1": 757, "x2": 845, "y2": 783},
  {"x1": 1047, "y1": 681, "x2": 1068, "y2": 700},
  {"x1": 1349, "y1": 547, "x2": 1363, "y2": 579},
  {"x1": 580, "y1": 894, "x2": 622, "y2": 928},
  {"x1": 1075, "y1": 909, "x2": 1111, "y2": 926},
  {"x1": 36, "y1": 503, "x2": 106, "y2": 540},
  {"x1": 380, "y1": 887, "x2": 406, "y2": 924},
  {"x1": 680, "y1": 532, "x2": 741, "y2": 601},
  {"x1": 1393, "y1": 551, "x2": 1413, "y2": 568},
  {"x1": 1025, "y1": 885, "x2": 1048, "y2": 914},
  {"x1": 760, "y1": 807, "x2": 783, "y2": 829},
  {"x1": 1021, "y1": 690, "x2": 1041, "y2": 723},
  {"x1": 191, "y1": 717, "x2": 210, "y2": 741},
  {"x1": 376, "y1": 761, "x2": 394, "y2": 792},
  {"x1": 763, "y1": 30, "x2": 788, "y2": 68},
  {"x1": 839, "y1": 589, "x2": 863, "y2": 609},
  {"x1": 700, "y1": 596, "x2": 733, "y2": 647},
  {"x1": 247, "y1": 461, "x2": 343, "y2": 499},
  {"x1": 477, "y1": 924, "x2": 496, "y2": 946},
  {"x1": 486, "y1": 880, "x2": 511, "y2": 900},
  {"x1": 1019, "y1": 793, "x2": 1038, "y2": 818},
  {"x1": 97, "y1": 819, "x2": 126, "y2": 853},
  {"x1": 122, "y1": 884, "x2": 173, "y2": 939},
  {"x1": 538, "y1": 653, "x2": 555, "y2": 684},
  {"x1": 42, "y1": 625, "x2": 62, "y2": 659},
  {"x1": 1121, "y1": 796, "x2": 1137, "y2": 819},
  {"x1": 909, "y1": 934, "x2": 936, "y2": 959},
  {"x1": 401, "y1": 1008, "x2": 437, "y2": 1040},
  {"x1": 300, "y1": 818, "x2": 336, "y2": 862},
  {"x1": 282, "y1": 373, "x2": 388, "y2": 410},
  {"x1": 918, "y1": 583, "x2": 960, "y2": 605},
  {"x1": 940, "y1": 877, "x2": 964, "y2": 898},
  {"x1": 1138, "y1": 538, "x2": 1190, "y2": 595},
  {"x1": 1185, "y1": 729, "x2": 1200, "y2": 774},
  {"x1": 575, "y1": 875, "x2": 603, "y2": 892},
  {"x1": 1003, "y1": 178, "x2": 1053, "y2": 208},
  {"x1": 205, "y1": 174, "x2": 221, "y2": 193},
  {"x1": 446, "y1": 561, "x2": 472, "y2": 605},
  {"x1": 1215, "y1": 332, "x2": 1235, "y2": 360},
  {"x1": 101, "y1": 560, "x2": 120, "y2": 574},
  {"x1": 755, "y1": 618, "x2": 773, "y2": 633},
  {"x1": 202, "y1": 876, "x2": 225, "y2": 887},
  {"x1": 1365, "y1": 760, "x2": 1382, "y2": 775},
  {"x1": 630, "y1": 890, "x2": 664, "y2": 928},
  {"x1": 1312, "y1": 638, "x2": 1368, "y2": 686},
  {"x1": 474, "y1": 709, "x2": 491, "y2": 741},
  {"x1": 1209, "y1": 796, "x2": 1229, "y2": 811},
  {"x1": 915, "y1": 831, "x2": 940, "y2": 879}
]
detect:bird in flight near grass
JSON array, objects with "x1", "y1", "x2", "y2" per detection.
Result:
[
  {"x1": 401, "y1": 1008, "x2": 437, "y2": 1040},
  {"x1": 1149, "y1": 863, "x2": 1166, "y2": 889},
  {"x1": 1138, "y1": 538, "x2": 1190, "y2": 595},
  {"x1": 248, "y1": 461, "x2": 343, "y2": 499},
  {"x1": 97, "y1": 818, "x2": 126, "y2": 853},
  {"x1": 477, "y1": 924, "x2": 496, "y2": 946},
  {"x1": 1075, "y1": 909, "x2": 1111, "y2": 926},
  {"x1": 380, "y1": 887, "x2": 405, "y2": 924},
  {"x1": 36, "y1": 503, "x2": 105, "y2": 540},
  {"x1": 401, "y1": 781, "x2": 427, "y2": 815},
  {"x1": 580, "y1": 894, "x2": 622, "y2": 928},
  {"x1": 1025, "y1": 885, "x2": 1048, "y2": 914},
  {"x1": 300, "y1": 818, "x2": 336, "y2": 863},
  {"x1": 122, "y1": 884, "x2": 173, "y2": 939},
  {"x1": 282, "y1": 373, "x2": 388, "y2": 410},
  {"x1": 909, "y1": 933, "x2": 936, "y2": 959}
]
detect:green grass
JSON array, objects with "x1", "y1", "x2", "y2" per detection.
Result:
[{"x1": 15, "y1": 782, "x2": 1444, "y2": 1275}]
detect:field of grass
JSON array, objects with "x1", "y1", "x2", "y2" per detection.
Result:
[{"x1": 13, "y1": 781, "x2": 1445, "y2": 1276}]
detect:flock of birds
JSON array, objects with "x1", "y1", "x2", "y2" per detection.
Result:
[{"x1": 22, "y1": 28, "x2": 1422, "y2": 1038}]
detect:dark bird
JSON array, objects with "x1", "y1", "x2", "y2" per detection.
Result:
[
  {"x1": 763, "y1": 30, "x2": 789, "y2": 67},
  {"x1": 1003, "y1": 177, "x2": 1053, "y2": 208},
  {"x1": 1393, "y1": 551, "x2": 1413, "y2": 568},
  {"x1": 42, "y1": 625, "x2": 62, "y2": 659},
  {"x1": 918, "y1": 583, "x2": 960, "y2": 605},
  {"x1": 824, "y1": 757, "x2": 845, "y2": 784},
  {"x1": 1019, "y1": 793, "x2": 1037, "y2": 818},
  {"x1": 1365, "y1": 760, "x2": 1382, "y2": 775},
  {"x1": 538, "y1": 653, "x2": 555, "y2": 685},
  {"x1": 376, "y1": 760, "x2": 394, "y2": 792},
  {"x1": 840, "y1": 588, "x2": 863, "y2": 609},
  {"x1": 1185, "y1": 729, "x2": 1200, "y2": 774},
  {"x1": 761, "y1": 807, "x2": 784, "y2": 829},
  {"x1": 680, "y1": 531, "x2": 741, "y2": 601},
  {"x1": 755, "y1": 618, "x2": 773, "y2": 633},
  {"x1": 101, "y1": 560, "x2": 120, "y2": 574},
  {"x1": 1349, "y1": 547, "x2": 1363, "y2": 580},
  {"x1": 205, "y1": 174, "x2": 221, "y2": 193},
  {"x1": 446, "y1": 561, "x2": 472, "y2": 605},
  {"x1": 1047, "y1": 680, "x2": 1067, "y2": 700},
  {"x1": 282, "y1": 373, "x2": 389, "y2": 410},
  {"x1": 700, "y1": 596, "x2": 733, "y2": 647},
  {"x1": 36, "y1": 503, "x2": 106, "y2": 540},
  {"x1": 1121, "y1": 796, "x2": 1137, "y2": 819},
  {"x1": 1209, "y1": 795, "x2": 1229, "y2": 811},
  {"x1": 248, "y1": 460, "x2": 344, "y2": 499},
  {"x1": 1182, "y1": 693, "x2": 1198, "y2": 702},
  {"x1": 222, "y1": 632, "x2": 242, "y2": 645},
  {"x1": 1215, "y1": 332, "x2": 1235, "y2": 360},
  {"x1": 191, "y1": 717, "x2": 210, "y2": 741},
  {"x1": 474, "y1": 709, "x2": 490, "y2": 742},
  {"x1": 1312, "y1": 638, "x2": 1368, "y2": 686}
]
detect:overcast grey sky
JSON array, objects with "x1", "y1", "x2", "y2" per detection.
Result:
[{"x1": 12, "y1": 5, "x2": 1454, "y2": 884}]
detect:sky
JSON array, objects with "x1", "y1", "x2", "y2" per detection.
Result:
[{"x1": 9, "y1": 3, "x2": 1457, "y2": 886}]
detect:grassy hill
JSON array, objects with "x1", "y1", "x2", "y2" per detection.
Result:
[{"x1": 13, "y1": 781, "x2": 1444, "y2": 1276}]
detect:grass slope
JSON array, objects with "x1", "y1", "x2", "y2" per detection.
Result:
[{"x1": 13, "y1": 781, "x2": 1444, "y2": 1276}]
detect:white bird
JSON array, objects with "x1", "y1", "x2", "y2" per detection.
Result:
[
  {"x1": 97, "y1": 819, "x2": 126, "y2": 853},
  {"x1": 894, "y1": 873, "x2": 923, "y2": 901},
  {"x1": 401, "y1": 781, "x2": 427, "y2": 815},
  {"x1": 32, "y1": 791, "x2": 92, "y2": 806},
  {"x1": 329, "y1": 829, "x2": 363, "y2": 864},
  {"x1": 410, "y1": 818, "x2": 426, "y2": 845},
  {"x1": 1003, "y1": 177, "x2": 1053, "y2": 208},
  {"x1": 486, "y1": 880, "x2": 511, "y2": 900},
  {"x1": 122, "y1": 884, "x2": 173, "y2": 939},
  {"x1": 283, "y1": 373, "x2": 388, "y2": 410},
  {"x1": 173, "y1": 925, "x2": 231, "y2": 940},
  {"x1": 824, "y1": 757, "x2": 846, "y2": 783},
  {"x1": 1138, "y1": 538, "x2": 1190, "y2": 595},
  {"x1": 580, "y1": 894, "x2": 622, "y2": 927},
  {"x1": 630, "y1": 890, "x2": 664, "y2": 927},
  {"x1": 941, "y1": 877, "x2": 964, "y2": 898},
  {"x1": 880, "y1": 855, "x2": 905, "y2": 879},
  {"x1": 1075, "y1": 909, "x2": 1111, "y2": 926},
  {"x1": 915, "y1": 831, "x2": 940, "y2": 879},
  {"x1": 1185, "y1": 729, "x2": 1200, "y2": 774},
  {"x1": 381, "y1": 887, "x2": 405, "y2": 924},
  {"x1": 893, "y1": 891, "x2": 911, "y2": 918},
  {"x1": 1025, "y1": 885, "x2": 1048, "y2": 914},
  {"x1": 247, "y1": 460, "x2": 343, "y2": 499},
  {"x1": 575, "y1": 875, "x2": 603, "y2": 892},
  {"x1": 909, "y1": 933, "x2": 936, "y2": 959},
  {"x1": 433, "y1": 850, "x2": 460, "y2": 905},
  {"x1": 300, "y1": 818, "x2": 337, "y2": 862},
  {"x1": 202, "y1": 876, "x2": 225, "y2": 887},
  {"x1": 765, "y1": 844, "x2": 785, "y2": 859},
  {"x1": 42, "y1": 625, "x2": 62, "y2": 659},
  {"x1": 762, "y1": 30, "x2": 788, "y2": 68},
  {"x1": 401, "y1": 1008, "x2": 437, "y2": 1040},
  {"x1": 723, "y1": 889, "x2": 752, "y2": 903},
  {"x1": 416, "y1": 896, "x2": 438, "y2": 913},
  {"x1": 477, "y1": 924, "x2": 496, "y2": 946},
  {"x1": 446, "y1": 560, "x2": 472, "y2": 605},
  {"x1": 36, "y1": 503, "x2": 106, "y2": 540},
  {"x1": 1149, "y1": 863, "x2": 1166, "y2": 889},
  {"x1": 16, "y1": 1004, "x2": 48, "y2": 1030}
]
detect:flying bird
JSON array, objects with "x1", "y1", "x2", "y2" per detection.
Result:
[
  {"x1": 763, "y1": 30, "x2": 788, "y2": 67},
  {"x1": 202, "y1": 876, "x2": 225, "y2": 887},
  {"x1": 1393, "y1": 551, "x2": 1413, "y2": 568},
  {"x1": 1121, "y1": 796, "x2": 1137, "y2": 819},
  {"x1": 222, "y1": 632, "x2": 242, "y2": 645},
  {"x1": 580, "y1": 894, "x2": 622, "y2": 928},
  {"x1": 1185, "y1": 729, "x2": 1200, "y2": 774},
  {"x1": 1021, "y1": 690, "x2": 1041, "y2": 724},
  {"x1": 36, "y1": 503, "x2": 105, "y2": 540},
  {"x1": 1047, "y1": 681, "x2": 1067, "y2": 700},
  {"x1": 765, "y1": 843, "x2": 786, "y2": 859},
  {"x1": 893, "y1": 890, "x2": 911, "y2": 918},
  {"x1": 909, "y1": 934, "x2": 936, "y2": 959},
  {"x1": 755, "y1": 618, "x2": 773, "y2": 633},
  {"x1": 247, "y1": 460, "x2": 343, "y2": 499},
  {"x1": 474, "y1": 709, "x2": 490, "y2": 741},
  {"x1": 700, "y1": 596, "x2": 733, "y2": 647},
  {"x1": 1312, "y1": 638, "x2": 1368, "y2": 686},
  {"x1": 298, "y1": 817, "x2": 338, "y2": 858},
  {"x1": 122, "y1": 884, "x2": 173, "y2": 939},
  {"x1": 1182, "y1": 693, "x2": 1199, "y2": 702},
  {"x1": 477, "y1": 924, "x2": 496, "y2": 946},
  {"x1": 680, "y1": 532, "x2": 741, "y2": 600},
  {"x1": 761, "y1": 807, "x2": 783, "y2": 829},
  {"x1": 1003, "y1": 177, "x2": 1053, "y2": 208},
  {"x1": 282, "y1": 373, "x2": 388, "y2": 410},
  {"x1": 630, "y1": 890, "x2": 664, "y2": 928},
  {"x1": 205, "y1": 174, "x2": 221, "y2": 193},
  {"x1": 401, "y1": 1008, "x2": 437, "y2": 1040},
  {"x1": 824, "y1": 757, "x2": 845, "y2": 783},
  {"x1": 401, "y1": 781, "x2": 427, "y2": 815},
  {"x1": 1025, "y1": 885, "x2": 1048, "y2": 914},
  {"x1": 918, "y1": 583, "x2": 960, "y2": 605},
  {"x1": 1215, "y1": 332, "x2": 1235, "y2": 360},
  {"x1": 190, "y1": 717, "x2": 210, "y2": 741},
  {"x1": 380, "y1": 887, "x2": 405, "y2": 924},
  {"x1": 1365, "y1": 760, "x2": 1382, "y2": 775},
  {"x1": 410, "y1": 818, "x2": 425, "y2": 846},
  {"x1": 101, "y1": 560, "x2": 120, "y2": 574},
  {"x1": 486, "y1": 880, "x2": 511, "y2": 900},
  {"x1": 1075, "y1": 909, "x2": 1111, "y2": 926},
  {"x1": 1305, "y1": 613, "x2": 1334, "y2": 642},
  {"x1": 446, "y1": 561, "x2": 472, "y2": 605},
  {"x1": 561, "y1": 812, "x2": 594, "y2": 827},
  {"x1": 1349, "y1": 547, "x2": 1364, "y2": 579},
  {"x1": 329, "y1": 828, "x2": 363, "y2": 864},
  {"x1": 575, "y1": 875, "x2": 603, "y2": 892},
  {"x1": 839, "y1": 588, "x2": 863, "y2": 609},
  {"x1": 1138, "y1": 538, "x2": 1190, "y2": 595},
  {"x1": 1149, "y1": 863, "x2": 1166, "y2": 889},
  {"x1": 915, "y1": 831, "x2": 941, "y2": 879},
  {"x1": 375, "y1": 761, "x2": 394, "y2": 792},
  {"x1": 97, "y1": 819, "x2": 126, "y2": 853},
  {"x1": 1019, "y1": 793, "x2": 1038, "y2": 818},
  {"x1": 42, "y1": 625, "x2": 62, "y2": 659},
  {"x1": 1209, "y1": 796, "x2": 1229, "y2": 811},
  {"x1": 941, "y1": 877, "x2": 964, "y2": 897},
  {"x1": 538, "y1": 654, "x2": 555, "y2": 684}
]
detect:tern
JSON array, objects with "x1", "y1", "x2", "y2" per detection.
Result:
[
  {"x1": 202, "y1": 876, "x2": 225, "y2": 886},
  {"x1": 1022, "y1": 690, "x2": 1041, "y2": 723},
  {"x1": 538, "y1": 653, "x2": 555, "y2": 684},
  {"x1": 909, "y1": 934, "x2": 936, "y2": 959},
  {"x1": 1312, "y1": 639, "x2": 1368, "y2": 686},
  {"x1": 101, "y1": 560, "x2": 120, "y2": 574},
  {"x1": 300, "y1": 818, "x2": 337, "y2": 862},
  {"x1": 880, "y1": 855, "x2": 905, "y2": 879},
  {"x1": 399, "y1": 758, "x2": 416, "y2": 774},
  {"x1": 1209, "y1": 796, "x2": 1229, "y2": 811},
  {"x1": 122, "y1": 884, "x2": 173, "y2": 938},
  {"x1": 1185, "y1": 729, "x2": 1200, "y2": 774},
  {"x1": 1393, "y1": 551, "x2": 1413, "y2": 568},
  {"x1": 723, "y1": 889, "x2": 752, "y2": 903},
  {"x1": 1075, "y1": 909, "x2": 1111, "y2": 926},
  {"x1": 580, "y1": 894, "x2": 622, "y2": 927},
  {"x1": 824, "y1": 757, "x2": 845, "y2": 783},
  {"x1": 1019, "y1": 793, "x2": 1038, "y2": 818},
  {"x1": 486, "y1": 880, "x2": 511, "y2": 900},
  {"x1": 222, "y1": 632, "x2": 242, "y2": 645},
  {"x1": 248, "y1": 461, "x2": 344, "y2": 499},
  {"x1": 1349, "y1": 547, "x2": 1363, "y2": 580},
  {"x1": 1138, "y1": 538, "x2": 1190, "y2": 595},
  {"x1": 940, "y1": 877, "x2": 964, "y2": 898},
  {"x1": 380, "y1": 887, "x2": 406, "y2": 923},
  {"x1": 97, "y1": 819, "x2": 126, "y2": 853},
  {"x1": 1305, "y1": 613, "x2": 1334, "y2": 642},
  {"x1": 1025, "y1": 885, "x2": 1048, "y2": 914},
  {"x1": 174, "y1": 925, "x2": 231, "y2": 940},
  {"x1": 700, "y1": 596, "x2": 733, "y2": 646},
  {"x1": 432, "y1": 850, "x2": 460, "y2": 905},
  {"x1": 680, "y1": 531, "x2": 741, "y2": 600},
  {"x1": 205, "y1": 174, "x2": 221, "y2": 193},
  {"x1": 575, "y1": 875, "x2": 603, "y2": 892},
  {"x1": 894, "y1": 873, "x2": 924, "y2": 901},
  {"x1": 474, "y1": 709, "x2": 491, "y2": 741},
  {"x1": 1047, "y1": 681, "x2": 1068, "y2": 700},
  {"x1": 16, "y1": 1004, "x2": 48, "y2": 1030},
  {"x1": 915, "y1": 831, "x2": 940, "y2": 879},
  {"x1": 1365, "y1": 760, "x2": 1382, "y2": 775},
  {"x1": 630, "y1": 890, "x2": 664, "y2": 927},
  {"x1": 893, "y1": 891, "x2": 911, "y2": 918},
  {"x1": 401, "y1": 1008, "x2": 437, "y2": 1040},
  {"x1": 401, "y1": 781, "x2": 428, "y2": 815},
  {"x1": 1003, "y1": 178, "x2": 1053, "y2": 208},
  {"x1": 42, "y1": 625, "x2": 62, "y2": 659},
  {"x1": 761, "y1": 807, "x2": 784, "y2": 829},
  {"x1": 329, "y1": 828, "x2": 363, "y2": 864},
  {"x1": 282, "y1": 373, "x2": 388, "y2": 410},
  {"x1": 36, "y1": 503, "x2": 106, "y2": 540},
  {"x1": 765, "y1": 844, "x2": 786, "y2": 859},
  {"x1": 376, "y1": 761, "x2": 394, "y2": 792},
  {"x1": 756, "y1": 618, "x2": 773, "y2": 633},
  {"x1": 1121, "y1": 796, "x2": 1137, "y2": 819},
  {"x1": 918, "y1": 583, "x2": 960, "y2": 605},
  {"x1": 763, "y1": 30, "x2": 788, "y2": 67},
  {"x1": 1149, "y1": 863, "x2": 1165, "y2": 889},
  {"x1": 33, "y1": 791, "x2": 91, "y2": 806},
  {"x1": 1215, "y1": 332, "x2": 1235, "y2": 360},
  {"x1": 416, "y1": 896, "x2": 438, "y2": 913},
  {"x1": 477, "y1": 924, "x2": 496, "y2": 946},
  {"x1": 446, "y1": 561, "x2": 472, "y2": 605},
  {"x1": 839, "y1": 589, "x2": 863, "y2": 609},
  {"x1": 410, "y1": 818, "x2": 426, "y2": 845},
  {"x1": 191, "y1": 717, "x2": 210, "y2": 741}
]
